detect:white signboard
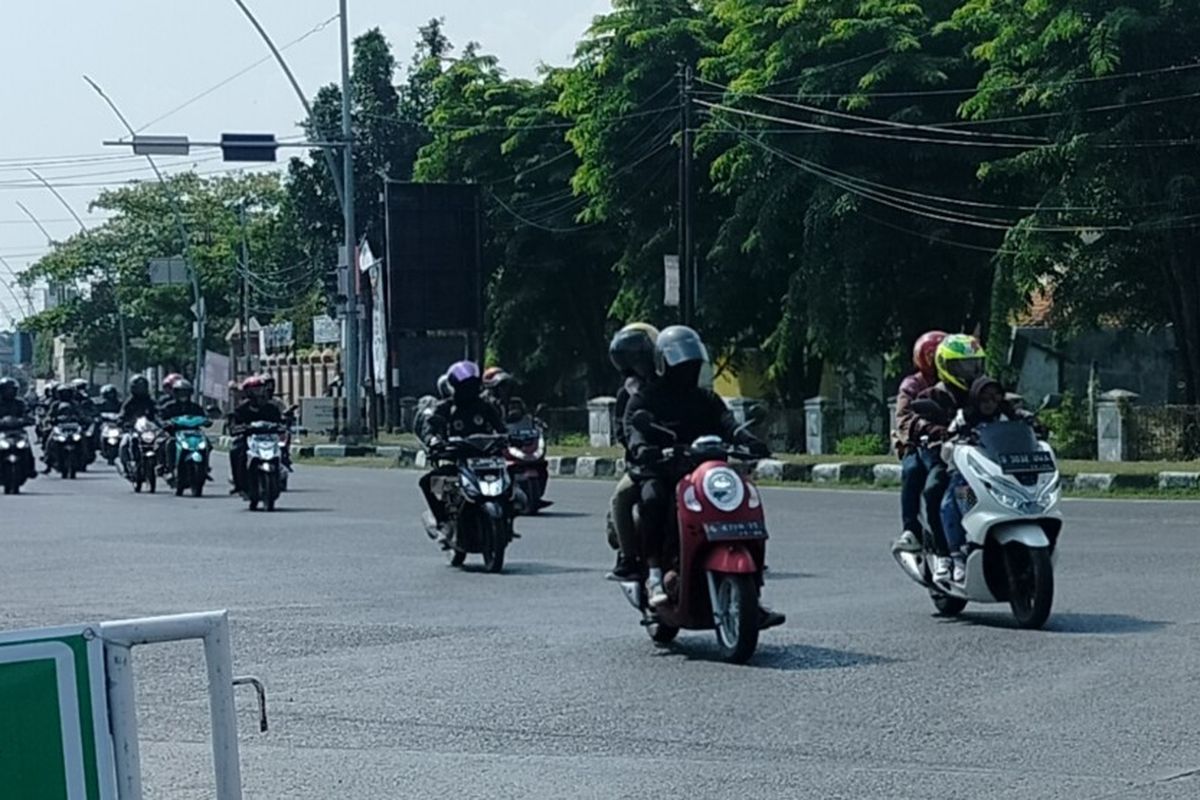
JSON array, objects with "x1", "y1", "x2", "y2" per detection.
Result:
[
  {"x1": 203, "y1": 351, "x2": 230, "y2": 403},
  {"x1": 312, "y1": 315, "x2": 340, "y2": 345},
  {"x1": 259, "y1": 322, "x2": 294, "y2": 354},
  {"x1": 663, "y1": 255, "x2": 680, "y2": 307},
  {"x1": 369, "y1": 263, "x2": 388, "y2": 394},
  {"x1": 301, "y1": 397, "x2": 337, "y2": 432}
]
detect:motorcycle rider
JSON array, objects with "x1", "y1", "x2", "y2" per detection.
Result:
[
  {"x1": 606, "y1": 322, "x2": 659, "y2": 581},
  {"x1": 911, "y1": 334, "x2": 988, "y2": 583},
  {"x1": 97, "y1": 384, "x2": 122, "y2": 414},
  {"x1": 118, "y1": 376, "x2": 158, "y2": 477},
  {"x1": 891, "y1": 331, "x2": 946, "y2": 554},
  {"x1": 158, "y1": 378, "x2": 207, "y2": 475},
  {"x1": 157, "y1": 373, "x2": 183, "y2": 411},
  {"x1": 0, "y1": 377, "x2": 36, "y2": 480},
  {"x1": 624, "y1": 326, "x2": 770, "y2": 608},
  {"x1": 43, "y1": 384, "x2": 84, "y2": 473},
  {"x1": 482, "y1": 367, "x2": 519, "y2": 422},
  {"x1": 228, "y1": 375, "x2": 283, "y2": 495},
  {"x1": 419, "y1": 361, "x2": 506, "y2": 539}
]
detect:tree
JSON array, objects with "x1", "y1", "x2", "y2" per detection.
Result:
[{"x1": 951, "y1": 0, "x2": 1200, "y2": 400}]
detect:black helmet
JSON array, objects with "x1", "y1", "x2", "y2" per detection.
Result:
[
  {"x1": 71, "y1": 378, "x2": 88, "y2": 393},
  {"x1": 101, "y1": 384, "x2": 119, "y2": 402},
  {"x1": 609, "y1": 323, "x2": 660, "y2": 379},
  {"x1": 0, "y1": 377, "x2": 17, "y2": 401},
  {"x1": 129, "y1": 375, "x2": 150, "y2": 397},
  {"x1": 655, "y1": 325, "x2": 709, "y2": 388},
  {"x1": 172, "y1": 378, "x2": 194, "y2": 399},
  {"x1": 56, "y1": 385, "x2": 76, "y2": 402}
]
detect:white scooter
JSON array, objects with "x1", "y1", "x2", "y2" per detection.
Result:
[{"x1": 893, "y1": 397, "x2": 1063, "y2": 629}]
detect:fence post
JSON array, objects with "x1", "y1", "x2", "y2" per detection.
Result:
[
  {"x1": 588, "y1": 397, "x2": 618, "y2": 447},
  {"x1": 1097, "y1": 389, "x2": 1139, "y2": 462},
  {"x1": 804, "y1": 396, "x2": 834, "y2": 455}
]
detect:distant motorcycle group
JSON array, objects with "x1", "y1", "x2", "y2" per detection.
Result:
[{"x1": 9, "y1": 372, "x2": 295, "y2": 512}]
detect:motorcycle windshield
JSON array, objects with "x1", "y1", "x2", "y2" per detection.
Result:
[
  {"x1": 170, "y1": 415, "x2": 208, "y2": 429},
  {"x1": 975, "y1": 421, "x2": 1039, "y2": 460}
]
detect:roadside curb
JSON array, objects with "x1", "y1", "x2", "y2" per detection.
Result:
[{"x1": 293, "y1": 448, "x2": 1200, "y2": 496}]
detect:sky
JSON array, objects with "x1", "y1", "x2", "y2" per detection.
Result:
[{"x1": 0, "y1": 0, "x2": 612, "y2": 321}]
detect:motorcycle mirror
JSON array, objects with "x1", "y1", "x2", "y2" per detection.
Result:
[
  {"x1": 1039, "y1": 393, "x2": 1063, "y2": 413},
  {"x1": 629, "y1": 409, "x2": 655, "y2": 434}
]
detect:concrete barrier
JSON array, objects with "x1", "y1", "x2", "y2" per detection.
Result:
[
  {"x1": 1073, "y1": 473, "x2": 1115, "y2": 492},
  {"x1": 873, "y1": 464, "x2": 902, "y2": 487},
  {"x1": 1159, "y1": 472, "x2": 1200, "y2": 491}
]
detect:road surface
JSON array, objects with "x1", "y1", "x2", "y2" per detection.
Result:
[{"x1": 2, "y1": 465, "x2": 1198, "y2": 799}]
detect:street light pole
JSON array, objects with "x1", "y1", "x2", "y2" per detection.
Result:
[{"x1": 339, "y1": 0, "x2": 362, "y2": 436}]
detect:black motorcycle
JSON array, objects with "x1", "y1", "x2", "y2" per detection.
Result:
[
  {"x1": 98, "y1": 412, "x2": 122, "y2": 465},
  {"x1": 124, "y1": 416, "x2": 164, "y2": 493},
  {"x1": 47, "y1": 421, "x2": 85, "y2": 479},
  {"x1": 0, "y1": 416, "x2": 34, "y2": 494},
  {"x1": 423, "y1": 434, "x2": 518, "y2": 573}
]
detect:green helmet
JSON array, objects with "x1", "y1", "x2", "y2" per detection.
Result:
[{"x1": 935, "y1": 334, "x2": 986, "y2": 392}]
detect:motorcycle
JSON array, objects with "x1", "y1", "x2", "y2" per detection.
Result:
[
  {"x1": 99, "y1": 412, "x2": 122, "y2": 465},
  {"x1": 125, "y1": 416, "x2": 164, "y2": 493},
  {"x1": 0, "y1": 416, "x2": 33, "y2": 495},
  {"x1": 618, "y1": 411, "x2": 782, "y2": 664},
  {"x1": 422, "y1": 434, "x2": 517, "y2": 573},
  {"x1": 166, "y1": 415, "x2": 212, "y2": 497},
  {"x1": 244, "y1": 421, "x2": 285, "y2": 511},
  {"x1": 505, "y1": 419, "x2": 550, "y2": 514},
  {"x1": 893, "y1": 397, "x2": 1063, "y2": 630},
  {"x1": 47, "y1": 421, "x2": 85, "y2": 479}
]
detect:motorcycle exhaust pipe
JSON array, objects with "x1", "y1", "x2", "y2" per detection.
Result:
[{"x1": 892, "y1": 550, "x2": 929, "y2": 587}]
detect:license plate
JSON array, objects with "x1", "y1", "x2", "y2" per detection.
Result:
[
  {"x1": 704, "y1": 520, "x2": 768, "y2": 540},
  {"x1": 999, "y1": 452, "x2": 1056, "y2": 474},
  {"x1": 469, "y1": 458, "x2": 507, "y2": 471}
]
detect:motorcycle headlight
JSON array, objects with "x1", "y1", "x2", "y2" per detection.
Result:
[
  {"x1": 71, "y1": 434, "x2": 82, "y2": 442},
  {"x1": 984, "y1": 480, "x2": 1043, "y2": 515},
  {"x1": 0, "y1": 439, "x2": 10, "y2": 450},
  {"x1": 15, "y1": 439, "x2": 27, "y2": 449},
  {"x1": 141, "y1": 432, "x2": 157, "y2": 444},
  {"x1": 702, "y1": 467, "x2": 745, "y2": 512},
  {"x1": 197, "y1": 439, "x2": 208, "y2": 450},
  {"x1": 480, "y1": 477, "x2": 504, "y2": 497}
]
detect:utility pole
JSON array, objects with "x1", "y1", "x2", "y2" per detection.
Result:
[
  {"x1": 239, "y1": 202, "x2": 251, "y2": 380},
  {"x1": 339, "y1": 0, "x2": 362, "y2": 437},
  {"x1": 678, "y1": 65, "x2": 695, "y2": 327}
]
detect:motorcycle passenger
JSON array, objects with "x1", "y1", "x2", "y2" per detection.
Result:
[
  {"x1": 97, "y1": 384, "x2": 122, "y2": 414},
  {"x1": 0, "y1": 377, "x2": 35, "y2": 479},
  {"x1": 482, "y1": 367, "x2": 520, "y2": 422},
  {"x1": 606, "y1": 322, "x2": 659, "y2": 582},
  {"x1": 911, "y1": 334, "x2": 987, "y2": 583},
  {"x1": 939, "y1": 376, "x2": 1017, "y2": 583},
  {"x1": 624, "y1": 326, "x2": 769, "y2": 608},
  {"x1": 229, "y1": 376, "x2": 283, "y2": 495},
  {"x1": 419, "y1": 361, "x2": 506, "y2": 538},
  {"x1": 892, "y1": 331, "x2": 946, "y2": 554},
  {"x1": 157, "y1": 373, "x2": 183, "y2": 411}
]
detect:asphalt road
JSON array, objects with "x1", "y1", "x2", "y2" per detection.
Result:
[{"x1": 2, "y1": 463, "x2": 1199, "y2": 799}]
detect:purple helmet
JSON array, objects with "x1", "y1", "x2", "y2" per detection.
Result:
[{"x1": 446, "y1": 361, "x2": 482, "y2": 399}]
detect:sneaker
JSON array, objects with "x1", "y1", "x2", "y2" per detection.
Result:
[
  {"x1": 606, "y1": 555, "x2": 641, "y2": 582},
  {"x1": 892, "y1": 530, "x2": 921, "y2": 553},
  {"x1": 758, "y1": 606, "x2": 786, "y2": 629},
  {"x1": 952, "y1": 557, "x2": 967, "y2": 584},
  {"x1": 933, "y1": 557, "x2": 952, "y2": 583},
  {"x1": 646, "y1": 576, "x2": 669, "y2": 609}
]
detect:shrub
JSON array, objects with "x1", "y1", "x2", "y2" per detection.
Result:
[
  {"x1": 1041, "y1": 392, "x2": 1096, "y2": 460},
  {"x1": 836, "y1": 433, "x2": 889, "y2": 456}
]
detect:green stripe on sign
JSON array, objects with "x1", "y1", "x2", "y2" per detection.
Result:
[{"x1": 0, "y1": 657, "x2": 70, "y2": 798}]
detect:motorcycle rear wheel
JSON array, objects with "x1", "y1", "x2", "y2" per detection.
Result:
[{"x1": 713, "y1": 573, "x2": 760, "y2": 664}]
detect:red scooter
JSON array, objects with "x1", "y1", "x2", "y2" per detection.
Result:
[{"x1": 619, "y1": 411, "x2": 783, "y2": 663}]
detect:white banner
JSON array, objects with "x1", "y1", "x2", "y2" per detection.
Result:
[
  {"x1": 370, "y1": 263, "x2": 388, "y2": 394},
  {"x1": 663, "y1": 255, "x2": 680, "y2": 307},
  {"x1": 203, "y1": 350, "x2": 230, "y2": 403}
]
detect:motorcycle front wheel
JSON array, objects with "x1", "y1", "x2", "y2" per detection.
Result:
[
  {"x1": 1006, "y1": 545, "x2": 1054, "y2": 630},
  {"x1": 713, "y1": 573, "x2": 760, "y2": 664},
  {"x1": 480, "y1": 514, "x2": 507, "y2": 573}
]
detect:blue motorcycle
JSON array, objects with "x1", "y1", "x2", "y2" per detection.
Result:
[{"x1": 166, "y1": 415, "x2": 212, "y2": 497}]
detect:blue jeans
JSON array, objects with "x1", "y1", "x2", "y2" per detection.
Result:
[
  {"x1": 900, "y1": 448, "x2": 937, "y2": 532},
  {"x1": 941, "y1": 473, "x2": 969, "y2": 556}
]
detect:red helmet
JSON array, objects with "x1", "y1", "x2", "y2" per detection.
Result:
[
  {"x1": 913, "y1": 331, "x2": 947, "y2": 381},
  {"x1": 162, "y1": 372, "x2": 184, "y2": 392},
  {"x1": 241, "y1": 375, "x2": 265, "y2": 393},
  {"x1": 482, "y1": 367, "x2": 507, "y2": 386}
]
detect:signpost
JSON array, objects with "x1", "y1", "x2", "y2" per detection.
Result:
[
  {"x1": 147, "y1": 257, "x2": 190, "y2": 286},
  {"x1": 301, "y1": 397, "x2": 338, "y2": 433},
  {"x1": 0, "y1": 624, "x2": 116, "y2": 799},
  {"x1": 312, "y1": 315, "x2": 340, "y2": 346}
]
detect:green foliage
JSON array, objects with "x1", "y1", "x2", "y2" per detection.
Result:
[
  {"x1": 836, "y1": 433, "x2": 889, "y2": 456},
  {"x1": 1041, "y1": 392, "x2": 1096, "y2": 460}
]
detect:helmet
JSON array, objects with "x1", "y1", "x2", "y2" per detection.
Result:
[
  {"x1": 446, "y1": 360, "x2": 481, "y2": 400},
  {"x1": 44, "y1": 380, "x2": 59, "y2": 398},
  {"x1": 162, "y1": 373, "x2": 183, "y2": 392},
  {"x1": 56, "y1": 385, "x2": 75, "y2": 402},
  {"x1": 436, "y1": 373, "x2": 452, "y2": 399},
  {"x1": 0, "y1": 377, "x2": 17, "y2": 401},
  {"x1": 172, "y1": 378, "x2": 194, "y2": 399},
  {"x1": 241, "y1": 375, "x2": 266, "y2": 401},
  {"x1": 101, "y1": 384, "x2": 120, "y2": 402},
  {"x1": 935, "y1": 334, "x2": 986, "y2": 392},
  {"x1": 912, "y1": 331, "x2": 947, "y2": 382},
  {"x1": 129, "y1": 376, "x2": 150, "y2": 397},
  {"x1": 483, "y1": 368, "x2": 515, "y2": 401},
  {"x1": 482, "y1": 367, "x2": 506, "y2": 385},
  {"x1": 71, "y1": 378, "x2": 88, "y2": 393},
  {"x1": 609, "y1": 322, "x2": 660, "y2": 379},
  {"x1": 655, "y1": 326, "x2": 709, "y2": 388}
]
